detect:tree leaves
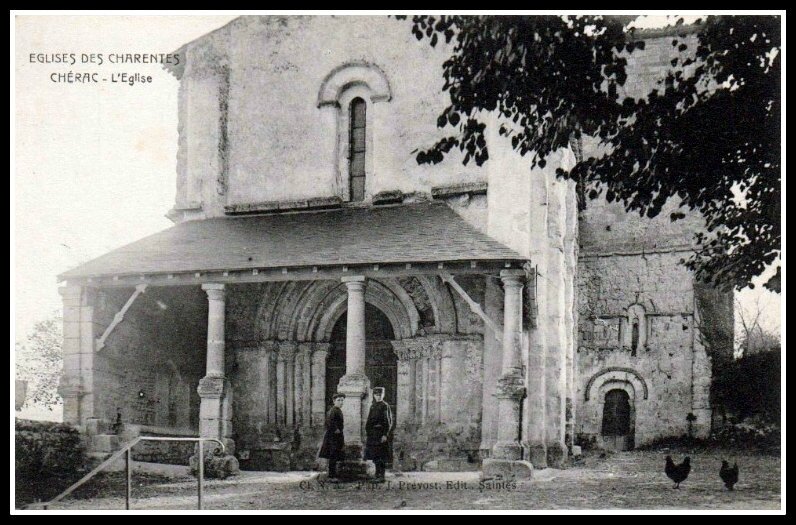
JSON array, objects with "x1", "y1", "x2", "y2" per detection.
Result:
[
  {"x1": 398, "y1": 15, "x2": 780, "y2": 292},
  {"x1": 15, "y1": 313, "x2": 63, "y2": 410}
]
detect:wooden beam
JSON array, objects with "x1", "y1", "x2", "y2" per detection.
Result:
[
  {"x1": 439, "y1": 271, "x2": 502, "y2": 342},
  {"x1": 95, "y1": 284, "x2": 147, "y2": 351},
  {"x1": 65, "y1": 260, "x2": 525, "y2": 289}
]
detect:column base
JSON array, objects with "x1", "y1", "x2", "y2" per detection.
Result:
[
  {"x1": 189, "y1": 438, "x2": 239, "y2": 479},
  {"x1": 344, "y1": 442, "x2": 364, "y2": 459},
  {"x1": 189, "y1": 453, "x2": 240, "y2": 480},
  {"x1": 491, "y1": 441, "x2": 523, "y2": 460},
  {"x1": 336, "y1": 459, "x2": 376, "y2": 481},
  {"x1": 546, "y1": 443, "x2": 568, "y2": 468},
  {"x1": 480, "y1": 458, "x2": 534, "y2": 481},
  {"x1": 524, "y1": 443, "x2": 548, "y2": 469}
]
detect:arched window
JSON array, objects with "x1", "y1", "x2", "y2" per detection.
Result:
[
  {"x1": 631, "y1": 319, "x2": 640, "y2": 356},
  {"x1": 623, "y1": 304, "x2": 647, "y2": 352},
  {"x1": 318, "y1": 62, "x2": 392, "y2": 203},
  {"x1": 349, "y1": 97, "x2": 367, "y2": 202}
]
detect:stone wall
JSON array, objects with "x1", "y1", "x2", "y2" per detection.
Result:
[
  {"x1": 172, "y1": 16, "x2": 491, "y2": 220},
  {"x1": 576, "y1": 250, "x2": 703, "y2": 447},
  {"x1": 92, "y1": 287, "x2": 206, "y2": 432}
]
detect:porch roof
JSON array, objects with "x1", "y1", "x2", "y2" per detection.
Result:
[{"x1": 59, "y1": 202, "x2": 524, "y2": 282}]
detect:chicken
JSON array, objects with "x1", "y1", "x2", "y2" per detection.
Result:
[
  {"x1": 665, "y1": 455, "x2": 691, "y2": 489},
  {"x1": 720, "y1": 460, "x2": 739, "y2": 490}
]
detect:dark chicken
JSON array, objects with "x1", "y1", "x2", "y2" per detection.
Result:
[
  {"x1": 665, "y1": 455, "x2": 691, "y2": 489},
  {"x1": 720, "y1": 460, "x2": 739, "y2": 490}
]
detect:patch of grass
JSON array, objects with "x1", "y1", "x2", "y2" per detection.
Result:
[{"x1": 15, "y1": 470, "x2": 188, "y2": 509}]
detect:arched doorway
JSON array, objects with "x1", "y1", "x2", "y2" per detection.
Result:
[
  {"x1": 601, "y1": 389, "x2": 634, "y2": 451},
  {"x1": 325, "y1": 303, "x2": 398, "y2": 418}
]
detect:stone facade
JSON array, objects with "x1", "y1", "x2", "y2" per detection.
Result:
[{"x1": 59, "y1": 17, "x2": 733, "y2": 471}]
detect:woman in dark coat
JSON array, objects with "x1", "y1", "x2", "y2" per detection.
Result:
[
  {"x1": 364, "y1": 387, "x2": 393, "y2": 482},
  {"x1": 318, "y1": 393, "x2": 345, "y2": 479}
]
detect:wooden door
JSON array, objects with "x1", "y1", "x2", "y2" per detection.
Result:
[{"x1": 602, "y1": 389, "x2": 632, "y2": 451}]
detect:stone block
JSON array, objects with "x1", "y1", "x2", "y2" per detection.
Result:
[
  {"x1": 86, "y1": 452, "x2": 126, "y2": 472},
  {"x1": 91, "y1": 434, "x2": 120, "y2": 453},
  {"x1": 190, "y1": 453, "x2": 240, "y2": 479},
  {"x1": 546, "y1": 443, "x2": 568, "y2": 468},
  {"x1": 85, "y1": 417, "x2": 112, "y2": 436},
  {"x1": 422, "y1": 459, "x2": 480, "y2": 472},
  {"x1": 336, "y1": 459, "x2": 375, "y2": 481},
  {"x1": 526, "y1": 444, "x2": 547, "y2": 469},
  {"x1": 480, "y1": 459, "x2": 534, "y2": 481}
]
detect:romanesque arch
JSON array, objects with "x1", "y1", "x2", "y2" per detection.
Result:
[
  {"x1": 317, "y1": 61, "x2": 392, "y2": 107},
  {"x1": 584, "y1": 367, "x2": 648, "y2": 401}
]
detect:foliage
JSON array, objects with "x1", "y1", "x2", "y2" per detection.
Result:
[
  {"x1": 399, "y1": 15, "x2": 780, "y2": 292},
  {"x1": 15, "y1": 312, "x2": 63, "y2": 411},
  {"x1": 712, "y1": 349, "x2": 781, "y2": 422},
  {"x1": 15, "y1": 419, "x2": 85, "y2": 507}
]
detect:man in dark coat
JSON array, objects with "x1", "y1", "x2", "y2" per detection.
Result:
[
  {"x1": 318, "y1": 392, "x2": 345, "y2": 480},
  {"x1": 364, "y1": 387, "x2": 393, "y2": 482}
]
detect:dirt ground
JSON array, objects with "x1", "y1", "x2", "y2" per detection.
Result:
[{"x1": 22, "y1": 449, "x2": 781, "y2": 511}]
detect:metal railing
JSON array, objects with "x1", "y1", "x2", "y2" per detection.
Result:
[{"x1": 25, "y1": 436, "x2": 225, "y2": 511}]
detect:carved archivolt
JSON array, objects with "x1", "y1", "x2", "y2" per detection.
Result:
[
  {"x1": 585, "y1": 367, "x2": 648, "y2": 401},
  {"x1": 391, "y1": 335, "x2": 445, "y2": 360},
  {"x1": 390, "y1": 334, "x2": 481, "y2": 361},
  {"x1": 254, "y1": 277, "x2": 461, "y2": 343},
  {"x1": 317, "y1": 61, "x2": 392, "y2": 107}
]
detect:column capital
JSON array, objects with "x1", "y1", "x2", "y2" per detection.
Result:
[
  {"x1": 341, "y1": 275, "x2": 367, "y2": 289},
  {"x1": 500, "y1": 269, "x2": 525, "y2": 286},
  {"x1": 58, "y1": 285, "x2": 83, "y2": 302},
  {"x1": 197, "y1": 375, "x2": 226, "y2": 398},
  {"x1": 259, "y1": 340, "x2": 279, "y2": 353},
  {"x1": 313, "y1": 342, "x2": 331, "y2": 356},
  {"x1": 297, "y1": 342, "x2": 313, "y2": 356},
  {"x1": 495, "y1": 373, "x2": 526, "y2": 400},
  {"x1": 202, "y1": 282, "x2": 226, "y2": 298},
  {"x1": 277, "y1": 341, "x2": 297, "y2": 360}
]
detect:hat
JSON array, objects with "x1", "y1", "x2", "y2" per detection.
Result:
[
  {"x1": 372, "y1": 387, "x2": 385, "y2": 396},
  {"x1": 332, "y1": 392, "x2": 346, "y2": 400}
]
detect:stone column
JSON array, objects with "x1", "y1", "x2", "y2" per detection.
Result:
[
  {"x1": 393, "y1": 341, "x2": 422, "y2": 428},
  {"x1": 408, "y1": 358, "x2": 418, "y2": 425},
  {"x1": 311, "y1": 343, "x2": 330, "y2": 427},
  {"x1": 483, "y1": 270, "x2": 533, "y2": 480},
  {"x1": 267, "y1": 347, "x2": 278, "y2": 425},
  {"x1": 58, "y1": 285, "x2": 96, "y2": 426},
  {"x1": 337, "y1": 276, "x2": 370, "y2": 452},
  {"x1": 276, "y1": 347, "x2": 287, "y2": 426},
  {"x1": 392, "y1": 341, "x2": 413, "y2": 427},
  {"x1": 279, "y1": 342, "x2": 296, "y2": 426},
  {"x1": 479, "y1": 277, "x2": 504, "y2": 456},
  {"x1": 197, "y1": 283, "x2": 237, "y2": 463},
  {"x1": 293, "y1": 345, "x2": 305, "y2": 425},
  {"x1": 259, "y1": 342, "x2": 276, "y2": 425},
  {"x1": 301, "y1": 344, "x2": 313, "y2": 426},
  {"x1": 492, "y1": 270, "x2": 526, "y2": 459}
]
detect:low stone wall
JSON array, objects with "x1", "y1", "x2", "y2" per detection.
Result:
[
  {"x1": 393, "y1": 423, "x2": 482, "y2": 471},
  {"x1": 131, "y1": 437, "x2": 195, "y2": 465},
  {"x1": 15, "y1": 419, "x2": 85, "y2": 477},
  {"x1": 235, "y1": 423, "x2": 482, "y2": 472}
]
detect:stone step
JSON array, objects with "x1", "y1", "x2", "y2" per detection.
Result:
[
  {"x1": 421, "y1": 459, "x2": 481, "y2": 472},
  {"x1": 85, "y1": 418, "x2": 114, "y2": 436},
  {"x1": 90, "y1": 434, "x2": 121, "y2": 453},
  {"x1": 85, "y1": 452, "x2": 127, "y2": 473}
]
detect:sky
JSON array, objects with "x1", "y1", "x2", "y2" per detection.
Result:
[{"x1": 12, "y1": 13, "x2": 782, "y2": 420}]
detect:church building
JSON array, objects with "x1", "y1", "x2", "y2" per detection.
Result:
[{"x1": 57, "y1": 16, "x2": 733, "y2": 476}]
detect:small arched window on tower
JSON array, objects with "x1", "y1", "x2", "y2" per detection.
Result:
[
  {"x1": 631, "y1": 319, "x2": 640, "y2": 356},
  {"x1": 348, "y1": 97, "x2": 367, "y2": 202},
  {"x1": 623, "y1": 304, "x2": 647, "y2": 355}
]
